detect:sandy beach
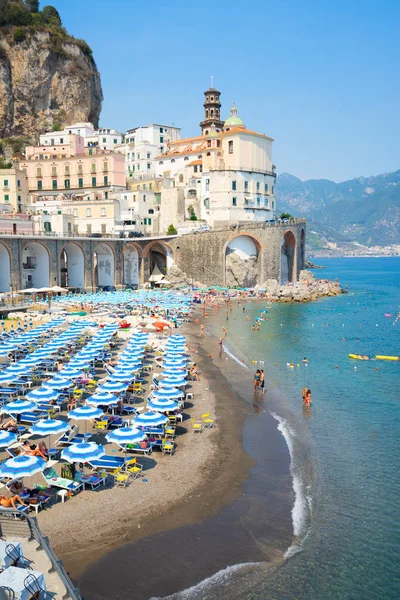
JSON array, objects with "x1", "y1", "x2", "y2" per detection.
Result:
[{"x1": 37, "y1": 319, "x2": 255, "y2": 580}]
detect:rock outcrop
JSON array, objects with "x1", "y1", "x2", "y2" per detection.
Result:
[
  {"x1": 225, "y1": 251, "x2": 258, "y2": 288},
  {"x1": 260, "y1": 270, "x2": 342, "y2": 302},
  {"x1": 0, "y1": 29, "x2": 102, "y2": 138}
]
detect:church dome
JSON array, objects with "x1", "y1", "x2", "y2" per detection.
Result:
[{"x1": 224, "y1": 102, "x2": 245, "y2": 128}]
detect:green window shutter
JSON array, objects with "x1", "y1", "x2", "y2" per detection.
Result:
[
  {"x1": 104, "y1": 176, "x2": 108, "y2": 185},
  {"x1": 37, "y1": 181, "x2": 42, "y2": 190},
  {"x1": 65, "y1": 179, "x2": 70, "y2": 189},
  {"x1": 92, "y1": 177, "x2": 97, "y2": 186},
  {"x1": 52, "y1": 180, "x2": 57, "y2": 190},
  {"x1": 78, "y1": 178, "x2": 83, "y2": 188}
]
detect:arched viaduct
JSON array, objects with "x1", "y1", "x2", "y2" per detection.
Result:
[{"x1": 0, "y1": 220, "x2": 306, "y2": 291}]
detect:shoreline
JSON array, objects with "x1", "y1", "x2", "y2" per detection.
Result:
[{"x1": 39, "y1": 319, "x2": 255, "y2": 583}]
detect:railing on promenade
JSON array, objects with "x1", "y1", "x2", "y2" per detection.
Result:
[{"x1": 0, "y1": 509, "x2": 81, "y2": 600}]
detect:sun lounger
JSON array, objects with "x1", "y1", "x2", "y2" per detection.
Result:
[
  {"x1": 54, "y1": 425, "x2": 89, "y2": 447},
  {"x1": 10, "y1": 412, "x2": 41, "y2": 425},
  {"x1": 123, "y1": 443, "x2": 152, "y2": 456},
  {"x1": 42, "y1": 467, "x2": 82, "y2": 493},
  {"x1": 88, "y1": 455, "x2": 128, "y2": 472},
  {"x1": 81, "y1": 473, "x2": 107, "y2": 490},
  {"x1": 0, "y1": 504, "x2": 29, "y2": 514}
]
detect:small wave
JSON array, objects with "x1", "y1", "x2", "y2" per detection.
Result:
[
  {"x1": 223, "y1": 346, "x2": 249, "y2": 369},
  {"x1": 151, "y1": 562, "x2": 262, "y2": 600},
  {"x1": 270, "y1": 412, "x2": 312, "y2": 549}
]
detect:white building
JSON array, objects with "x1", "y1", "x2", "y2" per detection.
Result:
[
  {"x1": 40, "y1": 123, "x2": 123, "y2": 153},
  {"x1": 154, "y1": 89, "x2": 277, "y2": 230},
  {"x1": 124, "y1": 124, "x2": 180, "y2": 180}
]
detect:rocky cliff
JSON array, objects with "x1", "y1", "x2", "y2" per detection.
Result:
[{"x1": 0, "y1": 28, "x2": 103, "y2": 138}]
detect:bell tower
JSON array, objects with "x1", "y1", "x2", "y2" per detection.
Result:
[{"x1": 200, "y1": 77, "x2": 224, "y2": 135}]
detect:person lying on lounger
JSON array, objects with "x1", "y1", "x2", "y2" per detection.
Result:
[
  {"x1": 0, "y1": 416, "x2": 20, "y2": 433},
  {"x1": 0, "y1": 495, "x2": 28, "y2": 509},
  {"x1": 21, "y1": 440, "x2": 48, "y2": 460}
]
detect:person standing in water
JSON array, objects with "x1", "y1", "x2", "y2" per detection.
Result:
[
  {"x1": 254, "y1": 369, "x2": 261, "y2": 391},
  {"x1": 260, "y1": 370, "x2": 265, "y2": 394}
]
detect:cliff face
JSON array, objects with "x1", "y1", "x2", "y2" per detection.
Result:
[{"x1": 0, "y1": 29, "x2": 103, "y2": 139}]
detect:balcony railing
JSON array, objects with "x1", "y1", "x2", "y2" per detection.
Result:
[{"x1": 208, "y1": 167, "x2": 277, "y2": 178}]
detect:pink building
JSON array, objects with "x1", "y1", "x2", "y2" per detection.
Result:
[{"x1": 21, "y1": 134, "x2": 126, "y2": 195}]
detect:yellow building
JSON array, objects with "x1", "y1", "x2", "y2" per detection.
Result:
[
  {"x1": 128, "y1": 177, "x2": 163, "y2": 193},
  {"x1": 0, "y1": 166, "x2": 29, "y2": 213},
  {"x1": 63, "y1": 198, "x2": 121, "y2": 236}
]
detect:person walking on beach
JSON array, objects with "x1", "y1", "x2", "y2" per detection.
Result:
[
  {"x1": 260, "y1": 370, "x2": 265, "y2": 394},
  {"x1": 254, "y1": 369, "x2": 261, "y2": 391}
]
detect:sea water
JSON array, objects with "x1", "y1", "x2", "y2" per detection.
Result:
[{"x1": 199, "y1": 258, "x2": 400, "y2": 599}]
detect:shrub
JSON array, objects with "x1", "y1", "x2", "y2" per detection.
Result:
[
  {"x1": 6, "y1": 4, "x2": 33, "y2": 26},
  {"x1": 280, "y1": 212, "x2": 292, "y2": 219},
  {"x1": 13, "y1": 27, "x2": 26, "y2": 43},
  {"x1": 189, "y1": 214, "x2": 198, "y2": 221},
  {"x1": 52, "y1": 121, "x2": 61, "y2": 131},
  {"x1": 167, "y1": 224, "x2": 178, "y2": 235},
  {"x1": 41, "y1": 5, "x2": 62, "y2": 25}
]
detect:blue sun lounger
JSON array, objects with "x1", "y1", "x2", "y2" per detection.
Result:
[{"x1": 87, "y1": 455, "x2": 128, "y2": 472}]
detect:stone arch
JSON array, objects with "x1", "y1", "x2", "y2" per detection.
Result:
[
  {"x1": 93, "y1": 242, "x2": 115, "y2": 288},
  {"x1": 22, "y1": 242, "x2": 50, "y2": 288},
  {"x1": 123, "y1": 243, "x2": 142, "y2": 287},
  {"x1": 300, "y1": 228, "x2": 306, "y2": 270},
  {"x1": 0, "y1": 242, "x2": 11, "y2": 292},
  {"x1": 60, "y1": 242, "x2": 85, "y2": 290},
  {"x1": 143, "y1": 241, "x2": 175, "y2": 281},
  {"x1": 224, "y1": 234, "x2": 262, "y2": 288},
  {"x1": 281, "y1": 230, "x2": 297, "y2": 284}
]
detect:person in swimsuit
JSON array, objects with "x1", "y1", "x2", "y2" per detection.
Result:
[
  {"x1": 305, "y1": 389, "x2": 312, "y2": 406},
  {"x1": 260, "y1": 370, "x2": 265, "y2": 394},
  {"x1": 302, "y1": 387, "x2": 308, "y2": 405},
  {"x1": 0, "y1": 495, "x2": 27, "y2": 509},
  {"x1": 254, "y1": 370, "x2": 261, "y2": 391}
]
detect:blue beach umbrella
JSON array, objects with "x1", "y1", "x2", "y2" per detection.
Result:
[
  {"x1": 98, "y1": 381, "x2": 128, "y2": 393},
  {"x1": 153, "y1": 387, "x2": 184, "y2": 400},
  {"x1": 2, "y1": 399, "x2": 36, "y2": 414},
  {"x1": 6, "y1": 364, "x2": 33, "y2": 374},
  {"x1": 133, "y1": 411, "x2": 168, "y2": 428},
  {"x1": 108, "y1": 372, "x2": 135, "y2": 382},
  {"x1": 87, "y1": 392, "x2": 119, "y2": 406},
  {"x1": 68, "y1": 405, "x2": 103, "y2": 420},
  {"x1": 58, "y1": 367, "x2": 83, "y2": 379},
  {"x1": 106, "y1": 427, "x2": 146, "y2": 446},
  {"x1": 30, "y1": 419, "x2": 69, "y2": 437},
  {"x1": 147, "y1": 398, "x2": 180, "y2": 413},
  {"x1": 0, "y1": 430, "x2": 17, "y2": 448},
  {"x1": 159, "y1": 377, "x2": 187, "y2": 388},
  {"x1": 0, "y1": 455, "x2": 46, "y2": 479},
  {"x1": 160, "y1": 367, "x2": 186, "y2": 377},
  {"x1": 0, "y1": 372, "x2": 21, "y2": 384},
  {"x1": 61, "y1": 442, "x2": 104, "y2": 463},
  {"x1": 45, "y1": 377, "x2": 72, "y2": 389},
  {"x1": 27, "y1": 387, "x2": 60, "y2": 402}
]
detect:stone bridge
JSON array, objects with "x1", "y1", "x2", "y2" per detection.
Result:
[{"x1": 0, "y1": 219, "x2": 306, "y2": 292}]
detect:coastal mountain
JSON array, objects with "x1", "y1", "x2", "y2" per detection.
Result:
[
  {"x1": 0, "y1": 0, "x2": 102, "y2": 140},
  {"x1": 276, "y1": 170, "x2": 400, "y2": 247}
]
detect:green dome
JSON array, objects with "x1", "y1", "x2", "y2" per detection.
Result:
[{"x1": 224, "y1": 102, "x2": 245, "y2": 127}]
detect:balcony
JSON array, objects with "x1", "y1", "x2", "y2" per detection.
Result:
[{"x1": 244, "y1": 202, "x2": 271, "y2": 210}]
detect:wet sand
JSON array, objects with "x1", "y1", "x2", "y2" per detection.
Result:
[{"x1": 76, "y1": 313, "x2": 293, "y2": 599}]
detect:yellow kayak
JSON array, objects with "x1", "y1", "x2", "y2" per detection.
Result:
[
  {"x1": 375, "y1": 355, "x2": 400, "y2": 361},
  {"x1": 349, "y1": 354, "x2": 369, "y2": 360}
]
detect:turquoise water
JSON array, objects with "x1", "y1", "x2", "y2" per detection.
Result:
[{"x1": 205, "y1": 258, "x2": 400, "y2": 599}]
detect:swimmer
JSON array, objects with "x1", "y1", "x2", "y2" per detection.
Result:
[
  {"x1": 251, "y1": 325, "x2": 255, "y2": 333},
  {"x1": 305, "y1": 389, "x2": 312, "y2": 406},
  {"x1": 302, "y1": 387, "x2": 308, "y2": 405},
  {"x1": 302, "y1": 357, "x2": 308, "y2": 363},
  {"x1": 245, "y1": 315, "x2": 250, "y2": 321},
  {"x1": 254, "y1": 369, "x2": 261, "y2": 391}
]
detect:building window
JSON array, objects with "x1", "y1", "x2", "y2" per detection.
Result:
[
  {"x1": 65, "y1": 166, "x2": 70, "y2": 175},
  {"x1": 104, "y1": 176, "x2": 108, "y2": 185},
  {"x1": 137, "y1": 164, "x2": 140, "y2": 171},
  {"x1": 37, "y1": 181, "x2": 42, "y2": 190},
  {"x1": 257, "y1": 197, "x2": 261, "y2": 206},
  {"x1": 103, "y1": 162, "x2": 108, "y2": 171},
  {"x1": 149, "y1": 183, "x2": 152, "y2": 190},
  {"x1": 4, "y1": 194, "x2": 9, "y2": 202},
  {"x1": 194, "y1": 166, "x2": 198, "y2": 173},
  {"x1": 204, "y1": 198, "x2": 210, "y2": 209},
  {"x1": 101, "y1": 207, "x2": 106, "y2": 216},
  {"x1": 101, "y1": 224, "x2": 106, "y2": 233},
  {"x1": 244, "y1": 181, "x2": 248, "y2": 191},
  {"x1": 36, "y1": 168, "x2": 42, "y2": 177},
  {"x1": 91, "y1": 163, "x2": 96, "y2": 173},
  {"x1": 148, "y1": 209, "x2": 154, "y2": 214},
  {"x1": 73, "y1": 209, "x2": 78, "y2": 217},
  {"x1": 178, "y1": 174, "x2": 184, "y2": 183},
  {"x1": 133, "y1": 195, "x2": 136, "y2": 202},
  {"x1": 160, "y1": 127, "x2": 163, "y2": 133},
  {"x1": 103, "y1": 137, "x2": 107, "y2": 143},
  {"x1": 17, "y1": 179, "x2": 21, "y2": 188},
  {"x1": 52, "y1": 180, "x2": 57, "y2": 190},
  {"x1": 232, "y1": 181, "x2": 237, "y2": 191},
  {"x1": 205, "y1": 179, "x2": 210, "y2": 191},
  {"x1": 50, "y1": 139, "x2": 54, "y2": 145},
  {"x1": 147, "y1": 153, "x2": 151, "y2": 159},
  {"x1": 171, "y1": 159, "x2": 175, "y2": 163},
  {"x1": 264, "y1": 198, "x2": 269, "y2": 208},
  {"x1": 51, "y1": 167, "x2": 57, "y2": 176},
  {"x1": 78, "y1": 164, "x2": 83, "y2": 174},
  {"x1": 143, "y1": 194, "x2": 146, "y2": 201},
  {"x1": 160, "y1": 137, "x2": 164, "y2": 143},
  {"x1": 272, "y1": 186, "x2": 275, "y2": 194},
  {"x1": 143, "y1": 184, "x2": 147, "y2": 191},
  {"x1": 60, "y1": 138, "x2": 64, "y2": 144},
  {"x1": 88, "y1": 149, "x2": 93, "y2": 156},
  {"x1": 113, "y1": 139, "x2": 117, "y2": 144},
  {"x1": 86, "y1": 208, "x2": 91, "y2": 217},
  {"x1": 86, "y1": 224, "x2": 92, "y2": 234},
  {"x1": 92, "y1": 177, "x2": 96, "y2": 187},
  {"x1": 264, "y1": 183, "x2": 269, "y2": 193},
  {"x1": 78, "y1": 178, "x2": 83, "y2": 188},
  {"x1": 65, "y1": 179, "x2": 70, "y2": 189},
  {"x1": 257, "y1": 182, "x2": 260, "y2": 192},
  {"x1": 148, "y1": 218, "x2": 152, "y2": 225},
  {"x1": 232, "y1": 197, "x2": 237, "y2": 206},
  {"x1": 184, "y1": 156, "x2": 190, "y2": 160},
  {"x1": 159, "y1": 161, "x2": 163, "y2": 165},
  {"x1": 228, "y1": 140, "x2": 233, "y2": 154},
  {"x1": 147, "y1": 163, "x2": 151, "y2": 169}
]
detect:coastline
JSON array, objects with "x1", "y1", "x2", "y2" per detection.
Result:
[{"x1": 38, "y1": 319, "x2": 255, "y2": 583}]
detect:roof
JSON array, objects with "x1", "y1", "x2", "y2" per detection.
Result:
[{"x1": 188, "y1": 159, "x2": 202, "y2": 166}]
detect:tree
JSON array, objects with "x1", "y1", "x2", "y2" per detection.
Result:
[
  {"x1": 41, "y1": 5, "x2": 61, "y2": 25},
  {"x1": 280, "y1": 212, "x2": 292, "y2": 219},
  {"x1": 26, "y1": 0, "x2": 40, "y2": 12},
  {"x1": 167, "y1": 224, "x2": 177, "y2": 235},
  {"x1": 5, "y1": 3, "x2": 33, "y2": 26},
  {"x1": 13, "y1": 27, "x2": 26, "y2": 43}
]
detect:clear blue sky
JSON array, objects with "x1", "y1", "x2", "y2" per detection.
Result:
[{"x1": 51, "y1": 0, "x2": 400, "y2": 182}]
